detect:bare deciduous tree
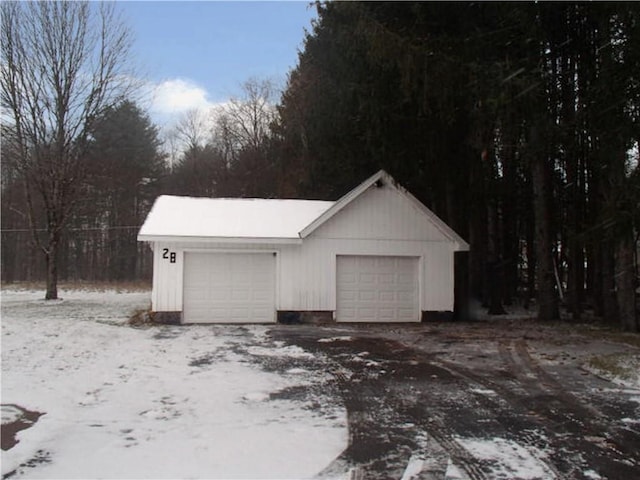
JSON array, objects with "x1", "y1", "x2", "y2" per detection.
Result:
[
  {"x1": 172, "y1": 108, "x2": 212, "y2": 152},
  {"x1": 1, "y1": 1, "x2": 136, "y2": 299},
  {"x1": 214, "y1": 78, "x2": 279, "y2": 160}
]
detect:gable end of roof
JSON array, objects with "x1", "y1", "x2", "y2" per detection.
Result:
[{"x1": 299, "y1": 170, "x2": 469, "y2": 251}]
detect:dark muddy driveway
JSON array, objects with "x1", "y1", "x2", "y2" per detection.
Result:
[{"x1": 265, "y1": 322, "x2": 640, "y2": 480}]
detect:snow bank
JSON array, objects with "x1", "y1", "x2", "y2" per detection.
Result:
[{"x1": 1, "y1": 290, "x2": 347, "y2": 479}]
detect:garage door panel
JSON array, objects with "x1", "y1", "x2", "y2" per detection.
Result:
[
  {"x1": 379, "y1": 291, "x2": 395, "y2": 302},
  {"x1": 340, "y1": 307, "x2": 356, "y2": 319},
  {"x1": 378, "y1": 308, "x2": 395, "y2": 319},
  {"x1": 338, "y1": 272, "x2": 356, "y2": 283},
  {"x1": 338, "y1": 290, "x2": 356, "y2": 300},
  {"x1": 398, "y1": 291, "x2": 416, "y2": 302},
  {"x1": 358, "y1": 257, "x2": 374, "y2": 268},
  {"x1": 360, "y1": 291, "x2": 376, "y2": 301},
  {"x1": 397, "y1": 273, "x2": 415, "y2": 284},
  {"x1": 337, "y1": 255, "x2": 419, "y2": 323},
  {"x1": 252, "y1": 290, "x2": 271, "y2": 301},
  {"x1": 250, "y1": 309, "x2": 272, "y2": 322},
  {"x1": 358, "y1": 307, "x2": 377, "y2": 318},
  {"x1": 230, "y1": 288, "x2": 250, "y2": 301},
  {"x1": 209, "y1": 290, "x2": 230, "y2": 301},
  {"x1": 183, "y1": 253, "x2": 275, "y2": 323}
]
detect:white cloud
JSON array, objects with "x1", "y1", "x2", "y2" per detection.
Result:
[{"x1": 148, "y1": 78, "x2": 215, "y2": 119}]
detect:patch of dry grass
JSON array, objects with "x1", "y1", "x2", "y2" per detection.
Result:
[
  {"x1": 1, "y1": 280, "x2": 151, "y2": 293},
  {"x1": 128, "y1": 308, "x2": 157, "y2": 328},
  {"x1": 587, "y1": 352, "x2": 640, "y2": 386}
]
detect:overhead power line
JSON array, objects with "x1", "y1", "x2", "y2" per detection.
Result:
[{"x1": 0, "y1": 226, "x2": 143, "y2": 233}]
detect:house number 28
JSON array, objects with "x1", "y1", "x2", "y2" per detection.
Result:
[{"x1": 162, "y1": 248, "x2": 176, "y2": 263}]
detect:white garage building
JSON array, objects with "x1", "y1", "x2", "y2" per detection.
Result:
[{"x1": 137, "y1": 170, "x2": 469, "y2": 324}]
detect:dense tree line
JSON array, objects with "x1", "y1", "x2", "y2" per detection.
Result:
[
  {"x1": 1, "y1": 1, "x2": 137, "y2": 297},
  {"x1": 1, "y1": 79, "x2": 284, "y2": 285},
  {"x1": 273, "y1": 2, "x2": 639, "y2": 329},
  {"x1": 1, "y1": 101, "x2": 166, "y2": 283},
  {"x1": 2, "y1": 2, "x2": 638, "y2": 331}
]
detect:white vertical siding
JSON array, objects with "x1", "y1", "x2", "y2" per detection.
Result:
[
  {"x1": 291, "y1": 182, "x2": 457, "y2": 312},
  {"x1": 149, "y1": 183, "x2": 459, "y2": 315},
  {"x1": 285, "y1": 238, "x2": 455, "y2": 312},
  {"x1": 152, "y1": 243, "x2": 184, "y2": 311},
  {"x1": 423, "y1": 242, "x2": 455, "y2": 310},
  {"x1": 312, "y1": 184, "x2": 450, "y2": 241}
]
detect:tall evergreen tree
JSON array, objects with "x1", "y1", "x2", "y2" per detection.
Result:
[
  {"x1": 276, "y1": 1, "x2": 639, "y2": 328},
  {"x1": 83, "y1": 101, "x2": 165, "y2": 281}
]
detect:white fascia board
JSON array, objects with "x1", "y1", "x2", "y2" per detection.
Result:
[{"x1": 137, "y1": 235, "x2": 302, "y2": 245}]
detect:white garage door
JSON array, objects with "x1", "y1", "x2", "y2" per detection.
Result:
[
  {"x1": 183, "y1": 252, "x2": 276, "y2": 323},
  {"x1": 336, "y1": 255, "x2": 419, "y2": 322}
]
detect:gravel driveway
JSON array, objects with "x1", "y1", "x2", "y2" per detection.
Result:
[{"x1": 259, "y1": 321, "x2": 640, "y2": 479}]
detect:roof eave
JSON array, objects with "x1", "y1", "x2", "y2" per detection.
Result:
[
  {"x1": 137, "y1": 234, "x2": 303, "y2": 245},
  {"x1": 454, "y1": 240, "x2": 471, "y2": 252}
]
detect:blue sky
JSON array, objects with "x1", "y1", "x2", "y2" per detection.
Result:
[{"x1": 119, "y1": 1, "x2": 317, "y2": 125}]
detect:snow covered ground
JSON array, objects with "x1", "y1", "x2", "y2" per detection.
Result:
[
  {"x1": 1, "y1": 289, "x2": 347, "y2": 479},
  {"x1": 3, "y1": 288, "x2": 639, "y2": 479}
]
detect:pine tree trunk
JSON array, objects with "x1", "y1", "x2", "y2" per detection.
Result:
[
  {"x1": 487, "y1": 201, "x2": 506, "y2": 315},
  {"x1": 589, "y1": 243, "x2": 603, "y2": 316},
  {"x1": 565, "y1": 156, "x2": 584, "y2": 320},
  {"x1": 530, "y1": 128, "x2": 560, "y2": 320},
  {"x1": 601, "y1": 241, "x2": 618, "y2": 324},
  {"x1": 525, "y1": 204, "x2": 536, "y2": 310},
  {"x1": 615, "y1": 232, "x2": 637, "y2": 332},
  {"x1": 468, "y1": 155, "x2": 487, "y2": 305},
  {"x1": 454, "y1": 251, "x2": 470, "y2": 321},
  {"x1": 562, "y1": 38, "x2": 583, "y2": 321},
  {"x1": 44, "y1": 234, "x2": 59, "y2": 300},
  {"x1": 566, "y1": 234, "x2": 584, "y2": 321},
  {"x1": 500, "y1": 121, "x2": 518, "y2": 306}
]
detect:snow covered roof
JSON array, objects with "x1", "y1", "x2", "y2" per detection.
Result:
[
  {"x1": 137, "y1": 170, "x2": 469, "y2": 250},
  {"x1": 137, "y1": 195, "x2": 334, "y2": 243}
]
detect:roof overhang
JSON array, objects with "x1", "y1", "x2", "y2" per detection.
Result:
[{"x1": 137, "y1": 235, "x2": 303, "y2": 245}]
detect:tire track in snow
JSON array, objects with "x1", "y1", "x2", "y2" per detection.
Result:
[
  {"x1": 435, "y1": 340, "x2": 640, "y2": 478},
  {"x1": 305, "y1": 334, "x2": 487, "y2": 480},
  {"x1": 274, "y1": 325, "x2": 640, "y2": 479}
]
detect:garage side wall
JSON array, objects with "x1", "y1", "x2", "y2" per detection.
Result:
[
  {"x1": 279, "y1": 237, "x2": 455, "y2": 313},
  {"x1": 150, "y1": 239, "x2": 454, "y2": 315},
  {"x1": 288, "y1": 183, "x2": 459, "y2": 314},
  {"x1": 151, "y1": 243, "x2": 184, "y2": 312},
  {"x1": 151, "y1": 242, "x2": 283, "y2": 315}
]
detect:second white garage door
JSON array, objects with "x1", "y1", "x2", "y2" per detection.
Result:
[
  {"x1": 183, "y1": 252, "x2": 276, "y2": 323},
  {"x1": 336, "y1": 255, "x2": 420, "y2": 322}
]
